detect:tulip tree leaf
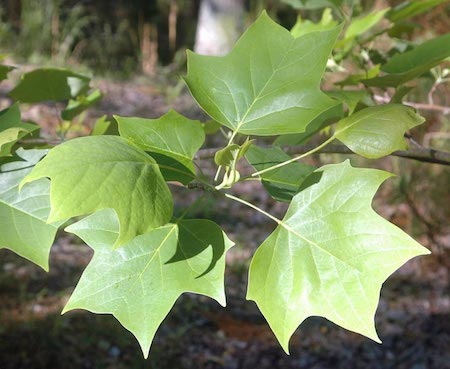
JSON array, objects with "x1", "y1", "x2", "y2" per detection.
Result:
[
  {"x1": 0, "y1": 149, "x2": 62, "y2": 270},
  {"x1": 334, "y1": 104, "x2": 425, "y2": 159},
  {"x1": 247, "y1": 160, "x2": 429, "y2": 353},
  {"x1": 20, "y1": 136, "x2": 173, "y2": 247},
  {"x1": 185, "y1": 11, "x2": 341, "y2": 136},
  {"x1": 115, "y1": 110, "x2": 205, "y2": 184},
  {"x1": 63, "y1": 209, "x2": 233, "y2": 358},
  {"x1": 9, "y1": 68, "x2": 90, "y2": 103},
  {"x1": 0, "y1": 103, "x2": 39, "y2": 157},
  {"x1": 246, "y1": 145, "x2": 315, "y2": 202}
]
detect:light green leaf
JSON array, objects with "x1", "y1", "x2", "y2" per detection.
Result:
[
  {"x1": 62, "y1": 89, "x2": 102, "y2": 121},
  {"x1": 338, "y1": 8, "x2": 389, "y2": 47},
  {"x1": 9, "y1": 68, "x2": 90, "y2": 103},
  {"x1": 185, "y1": 12, "x2": 341, "y2": 136},
  {"x1": 63, "y1": 210, "x2": 233, "y2": 358},
  {"x1": 115, "y1": 110, "x2": 205, "y2": 184},
  {"x1": 281, "y1": 0, "x2": 343, "y2": 9},
  {"x1": 91, "y1": 115, "x2": 118, "y2": 136},
  {"x1": 0, "y1": 149, "x2": 61, "y2": 270},
  {"x1": 291, "y1": 8, "x2": 338, "y2": 38},
  {"x1": 386, "y1": 0, "x2": 448, "y2": 22},
  {"x1": 21, "y1": 136, "x2": 173, "y2": 247},
  {"x1": 246, "y1": 145, "x2": 315, "y2": 202},
  {"x1": 334, "y1": 104, "x2": 425, "y2": 158},
  {"x1": 363, "y1": 33, "x2": 450, "y2": 87},
  {"x1": 0, "y1": 103, "x2": 39, "y2": 157},
  {"x1": 247, "y1": 160, "x2": 429, "y2": 353}
]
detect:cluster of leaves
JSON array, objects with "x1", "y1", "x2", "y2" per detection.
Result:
[{"x1": 1, "y1": 0, "x2": 449, "y2": 359}]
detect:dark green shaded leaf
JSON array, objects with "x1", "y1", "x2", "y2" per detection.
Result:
[
  {"x1": 246, "y1": 145, "x2": 315, "y2": 202},
  {"x1": 9, "y1": 68, "x2": 90, "y2": 103}
]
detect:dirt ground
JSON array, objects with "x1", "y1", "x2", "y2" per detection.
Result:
[{"x1": 1, "y1": 78, "x2": 449, "y2": 369}]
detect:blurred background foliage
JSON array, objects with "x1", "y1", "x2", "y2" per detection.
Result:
[{"x1": 1, "y1": 0, "x2": 447, "y2": 78}]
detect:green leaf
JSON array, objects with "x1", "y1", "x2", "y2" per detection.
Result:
[
  {"x1": 0, "y1": 149, "x2": 61, "y2": 270},
  {"x1": 202, "y1": 120, "x2": 221, "y2": 135},
  {"x1": 291, "y1": 8, "x2": 338, "y2": 38},
  {"x1": 338, "y1": 8, "x2": 389, "y2": 47},
  {"x1": 336, "y1": 65, "x2": 381, "y2": 86},
  {"x1": 334, "y1": 104, "x2": 425, "y2": 158},
  {"x1": 91, "y1": 115, "x2": 118, "y2": 136},
  {"x1": 247, "y1": 160, "x2": 429, "y2": 353},
  {"x1": 0, "y1": 103, "x2": 39, "y2": 157},
  {"x1": 185, "y1": 12, "x2": 341, "y2": 136},
  {"x1": 386, "y1": 0, "x2": 448, "y2": 22},
  {"x1": 21, "y1": 136, "x2": 173, "y2": 247},
  {"x1": 281, "y1": 0, "x2": 343, "y2": 9},
  {"x1": 274, "y1": 102, "x2": 343, "y2": 146},
  {"x1": 246, "y1": 145, "x2": 315, "y2": 202},
  {"x1": 0, "y1": 64, "x2": 15, "y2": 82},
  {"x1": 363, "y1": 33, "x2": 450, "y2": 87},
  {"x1": 327, "y1": 90, "x2": 369, "y2": 115},
  {"x1": 61, "y1": 89, "x2": 102, "y2": 121},
  {"x1": 9, "y1": 68, "x2": 91, "y2": 103},
  {"x1": 115, "y1": 110, "x2": 205, "y2": 184},
  {"x1": 63, "y1": 210, "x2": 233, "y2": 357}
]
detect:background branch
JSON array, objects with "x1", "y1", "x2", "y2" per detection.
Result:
[{"x1": 195, "y1": 144, "x2": 450, "y2": 166}]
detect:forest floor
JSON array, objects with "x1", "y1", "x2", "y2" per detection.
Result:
[{"x1": 0, "y1": 76, "x2": 449, "y2": 369}]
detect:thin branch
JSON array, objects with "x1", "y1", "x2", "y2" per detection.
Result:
[
  {"x1": 374, "y1": 95, "x2": 450, "y2": 115},
  {"x1": 195, "y1": 144, "x2": 450, "y2": 166}
]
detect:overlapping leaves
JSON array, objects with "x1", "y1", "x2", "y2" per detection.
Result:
[
  {"x1": 21, "y1": 136, "x2": 173, "y2": 247},
  {"x1": 64, "y1": 210, "x2": 233, "y2": 358},
  {"x1": 0, "y1": 149, "x2": 61, "y2": 270}
]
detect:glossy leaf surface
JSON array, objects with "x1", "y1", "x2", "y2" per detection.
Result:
[
  {"x1": 64, "y1": 210, "x2": 233, "y2": 357},
  {"x1": 185, "y1": 12, "x2": 340, "y2": 135},
  {"x1": 21, "y1": 136, "x2": 173, "y2": 247},
  {"x1": 247, "y1": 161, "x2": 429, "y2": 352}
]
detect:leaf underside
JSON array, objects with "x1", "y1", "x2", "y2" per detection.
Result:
[
  {"x1": 247, "y1": 160, "x2": 429, "y2": 352},
  {"x1": 64, "y1": 210, "x2": 233, "y2": 358},
  {"x1": 0, "y1": 149, "x2": 61, "y2": 270}
]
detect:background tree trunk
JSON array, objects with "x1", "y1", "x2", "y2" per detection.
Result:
[{"x1": 194, "y1": 0, "x2": 245, "y2": 56}]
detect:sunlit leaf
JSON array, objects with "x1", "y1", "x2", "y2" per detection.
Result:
[
  {"x1": 0, "y1": 149, "x2": 62, "y2": 270},
  {"x1": 185, "y1": 12, "x2": 341, "y2": 135},
  {"x1": 21, "y1": 136, "x2": 173, "y2": 247},
  {"x1": 334, "y1": 104, "x2": 425, "y2": 158},
  {"x1": 63, "y1": 210, "x2": 233, "y2": 358},
  {"x1": 248, "y1": 160, "x2": 429, "y2": 352}
]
